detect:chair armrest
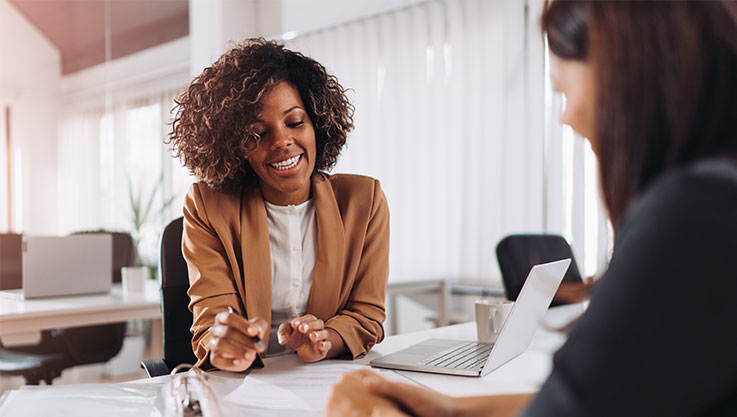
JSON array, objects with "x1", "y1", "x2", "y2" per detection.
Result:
[
  {"x1": 140, "y1": 358, "x2": 172, "y2": 377},
  {"x1": 141, "y1": 355, "x2": 263, "y2": 378}
]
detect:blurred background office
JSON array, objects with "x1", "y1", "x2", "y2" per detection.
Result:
[{"x1": 0, "y1": 0, "x2": 610, "y2": 389}]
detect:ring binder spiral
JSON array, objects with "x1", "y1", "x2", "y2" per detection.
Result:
[{"x1": 164, "y1": 364, "x2": 223, "y2": 417}]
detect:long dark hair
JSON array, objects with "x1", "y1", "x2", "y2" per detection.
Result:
[{"x1": 543, "y1": 1, "x2": 737, "y2": 227}]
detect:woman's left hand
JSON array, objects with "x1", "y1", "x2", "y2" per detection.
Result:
[{"x1": 277, "y1": 314, "x2": 336, "y2": 362}]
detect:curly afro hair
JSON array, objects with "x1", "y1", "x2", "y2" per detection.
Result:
[{"x1": 168, "y1": 38, "x2": 354, "y2": 191}]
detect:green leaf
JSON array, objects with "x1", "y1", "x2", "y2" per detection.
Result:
[
  {"x1": 140, "y1": 179, "x2": 160, "y2": 227},
  {"x1": 128, "y1": 172, "x2": 178, "y2": 267}
]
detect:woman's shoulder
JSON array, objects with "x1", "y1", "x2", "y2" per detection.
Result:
[
  {"x1": 625, "y1": 158, "x2": 737, "y2": 230},
  {"x1": 316, "y1": 173, "x2": 383, "y2": 197},
  {"x1": 314, "y1": 173, "x2": 387, "y2": 214},
  {"x1": 185, "y1": 181, "x2": 243, "y2": 210},
  {"x1": 612, "y1": 158, "x2": 737, "y2": 262},
  {"x1": 652, "y1": 157, "x2": 737, "y2": 192},
  {"x1": 318, "y1": 173, "x2": 380, "y2": 188}
]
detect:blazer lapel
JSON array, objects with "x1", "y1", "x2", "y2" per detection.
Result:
[
  {"x1": 240, "y1": 185, "x2": 273, "y2": 346},
  {"x1": 307, "y1": 175, "x2": 346, "y2": 320}
]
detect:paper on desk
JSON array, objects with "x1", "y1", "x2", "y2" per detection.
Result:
[
  {"x1": 221, "y1": 362, "x2": 401, "y2": 417},
  {"x1": 0, "y1": 380, "x2": 166, "y2": 417}
]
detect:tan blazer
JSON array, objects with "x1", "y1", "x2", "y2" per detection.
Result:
[{"x1": 182, "y1": 173, "x2": 389, "y2": 368}]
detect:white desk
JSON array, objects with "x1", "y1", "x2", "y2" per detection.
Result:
[
  {"x1": 0, "y1": 280, "x2": 161, "y2": 347},
  {"x1": 0, "y1": 304, "x2": 584, "y2": 417}
]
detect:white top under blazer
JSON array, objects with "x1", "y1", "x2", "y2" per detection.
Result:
[{"x1": 263, "y1": 199, "x2": 317, "y2": 356}]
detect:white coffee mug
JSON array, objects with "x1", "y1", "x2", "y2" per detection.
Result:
[
  {"x1": 475, "y1": 299, "x2": 514, "y2": 343},
  {"x1": 121, "y1": 266, "x2": 148, "y2": 293}
]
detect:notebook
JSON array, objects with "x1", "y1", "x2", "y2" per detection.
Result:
[
  {"x1": 370, "y1": 258, "x2": 571, "y2": 377},
  {"x1": 17, "y1": 235, "x2": 113, "y2": 298}
]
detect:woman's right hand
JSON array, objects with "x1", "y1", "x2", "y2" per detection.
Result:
[
  {"x1": 327, "y1": 370, "x2": 533, "y2": 417},
  {"x1": 327, "y1": 370, "x2": 456, "y2": 417},
  {"x1": 208, "y1": 310, "x2": 267, "y2": 372}
]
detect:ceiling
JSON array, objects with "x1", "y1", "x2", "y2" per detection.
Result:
[{"x1": 9, "y1": 0, "x2": 189, "y2": 75}]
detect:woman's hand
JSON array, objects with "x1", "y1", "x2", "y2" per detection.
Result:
[
  {"x1": 327, "y1": 370, "x2": 533, "y2": 417},
  {"x1": 327, "y1": 370, "x2": 456, "y2": 417},
  {"x1": 278, "y1": 314, "x2": 340, "y2": 362},
  {"x1": 208, "y1": 310, "x2": 267, "y2": 372},
  {"x1": 326, "y1": 370, "x2": 412, "y2": 417}
]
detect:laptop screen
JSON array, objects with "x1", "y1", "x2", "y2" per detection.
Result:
[{"x1": 22, "y1": 235, "x2": 113, "y2": 298}]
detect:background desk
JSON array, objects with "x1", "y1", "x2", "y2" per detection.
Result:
[
  {"x1": 0, "y1": 280, "x2": 161, "y2": 347},
  {"x1": 386, "y1": 279, "x2": 506, "y2": 335},
  {"x1": 0, "y1": 303, "x2": 584, "y2": 417}
]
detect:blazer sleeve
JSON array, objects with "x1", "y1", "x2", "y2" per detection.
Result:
[
  {"x1": 325, "y1": 180, "x2": 390, "y2": 359},
  {"x1": 182, "y1": 184, "x2": 242, "y2": 368}
]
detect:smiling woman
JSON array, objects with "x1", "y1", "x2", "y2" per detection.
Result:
[
  {"x1": 167, "y1": 39, "x2": 390, "y2": 372},
  {"x1": 245, "y1": 82, "x2": 317, "y2": 206}
]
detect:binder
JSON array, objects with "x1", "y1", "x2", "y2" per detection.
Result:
[{"x1": 164, "y1": 364, "x2": 222, "y2": 417}]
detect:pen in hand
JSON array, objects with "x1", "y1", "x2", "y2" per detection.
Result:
[{"x1": 227, "y1": 306, "x2": 267, "y2": 351}]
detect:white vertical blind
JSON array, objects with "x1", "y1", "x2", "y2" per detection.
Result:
[
  {"x1": 543, "y1": 66, "x2": 612, "y2": 276},
  {"x1": 289, "y1": 0, "x2": 547, "y2": 285}
]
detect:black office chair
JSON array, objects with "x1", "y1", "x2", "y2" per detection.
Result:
[
  {"x1": 1, "y1": 233, "x2": 72, "y2": 385},
  {"x1": 141, "y1": 217, "x2": 198, "y2": 377},
  {"x1": 496, "y1": 234, "x2": 584, "y2": 306},
  {"x1": 49, "y1": 231, "x2": 131, "y2": 367},
  {"x1": 0, "y1": 346, "x2": 73, "y2": 385},
  {"x1": 0, "y1": 231, "x2": 132, "y2": 385}
]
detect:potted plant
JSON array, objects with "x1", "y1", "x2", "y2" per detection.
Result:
[{"x1": 127, "y1": 174, "x2": 176, "y2": 281}]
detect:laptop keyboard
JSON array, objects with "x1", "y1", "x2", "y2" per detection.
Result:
[{"x1": 422, "y1": 341, "x2": 493, "y2": 371}]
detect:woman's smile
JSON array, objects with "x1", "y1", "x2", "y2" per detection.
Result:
[{"x1": 268, "y1": 153, "x2": 303, "y2": 173}]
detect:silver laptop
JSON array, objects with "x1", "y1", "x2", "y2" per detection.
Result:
[
  {"x1": 19, "y1": 235, "x2": 113, "y2": 298},
  {"x1": 371, "y1": 259, "x2": 571, "y2": 377}
]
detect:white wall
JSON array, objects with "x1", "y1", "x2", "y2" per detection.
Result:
[
  {"x1": 280, "y1": 0, "x2": 428, "y2": 36},
  {"x1": 60, "y1": 37, "x2": 190, "y2": 112},
  {"x1": 189, "y1": 0, "x2": 259, "y2": 77},
  {"x1": 0, "y1": 0, "x2": 61, "y2": 234}
]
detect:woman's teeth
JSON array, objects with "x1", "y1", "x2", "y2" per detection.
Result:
[{"x1": 270, "y1": 155, "x2": 301, "y2": 170}]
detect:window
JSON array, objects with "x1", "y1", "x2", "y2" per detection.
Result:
[
  {"x1": 543, "y1": 44, "x2": 612, "y2": 278},
  {"x1": 58, "y1": 90, "x2": 191, "y2": 268}
]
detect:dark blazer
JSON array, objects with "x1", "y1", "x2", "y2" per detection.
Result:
[{"x1": 182, "y1": 173, "x2": 390, "y2": 368}]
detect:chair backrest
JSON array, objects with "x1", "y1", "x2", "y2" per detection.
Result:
[
  {"x1": 0, "y1": 233, "x2": 22, "y2": 290},
  {"x1": 159, "y1": 217, "x2": 198, "y2": 366},
  {"x1": 52, "y1": 322, "x2": 127, "y2": 365},
  {"x1": 496, "y1": 234, "x2": 583, "y2": 304}
]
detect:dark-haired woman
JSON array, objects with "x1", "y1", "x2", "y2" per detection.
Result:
[
  {"x1": 168, "y1": 39, "x2": 389, "y2": 372},
  {"x1": 326, "y1": 1, "x2": 737, "y2": 416}
]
